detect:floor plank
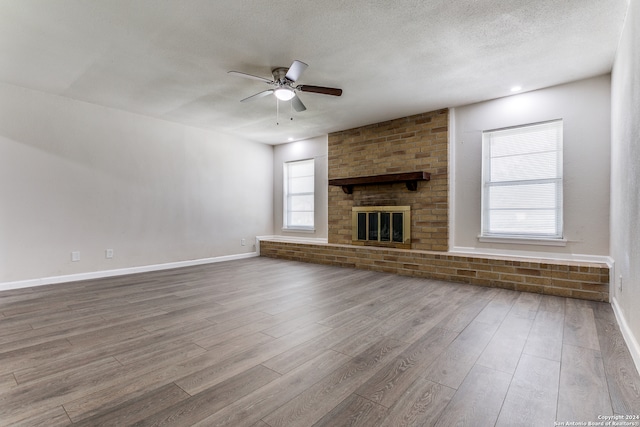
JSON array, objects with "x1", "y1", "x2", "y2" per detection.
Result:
[
  {"x1": 475, "y1": 304, "x2": 536, "y2": 374},
  {"x1": 173, "y1": 322, "x2": 331, "y2": 395},
  {"x1": 378, "y1": 378, "x2": 455, "y2": 427},
  {"x1": 262, "y1": 338, "x2": 407, "y2": 427},
  {"x1": 495, "y1": 354, "x2": 560, "y2": 427},
  {"x1": 312, "y1": 394, "x2": 387, "y2": 427},
  {"x1": 557, "y1": 344, "x2": 613, "y2": 421},
  {"x1": 261, "y1": 314, "x2": 379, "y2": 375},
  {"x1": 131, "y1": 365, "x2": 280, "y2": 426},
  {"x1": 564, "y1": 298, "x2": 600, "y2": 351},
  {"x1": 355, "y1": 327, "x2": 457, "y2": 407},
  {"x1": 0, "y1": 373, "x2": 17, "y2": 393},
  {"x1": 0, "y1": 357, "x2": 122, "y2": 425},
  {"x1": 522, "y1": 309, "x2": 564, "y2": 361},
  {"x1": 434, "y1": 364, "x2": 512, "y2": 427},
  {"x1": 3, "y1": 405, "x2": 71, "y2": 427},
  {"x1": 472, "y1": 289, "x2": 519, "y2": 327},
  {"x1": 192, "y1": 350, "x2": 351, "y2": 427},
  {"x1": 594, "y1": 311, "x2": 640, "y2": 415},
  {"x1": 71, "y1": 383, "x2": 190, "y2": 426},
  {"x1": 61, "y1": 342, "x2": 226, "y2": 421},
  {"x1": 423, "y1": 320, "x2": 498, "y2": 389}
]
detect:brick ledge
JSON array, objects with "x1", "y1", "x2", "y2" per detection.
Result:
[{"x1": 258, "y1": 238, "x2": 610, "y2": 302}]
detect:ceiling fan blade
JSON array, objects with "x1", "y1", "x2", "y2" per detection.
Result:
[
  {"x1": 292, "y1": 95, "x2": 306, "y2": 112},
  {"x1": 298, "y1": 85, "x2": 342, "y2": 96},
  {"x1": 240, "y1": 89, "x2": 274, "y2": 102},
  {"x1": 228, "y1": 71, "x2": 273, "y2": 84},
  {"x1": 285, "y1": 60, "x2": 308, "y2": 82}
]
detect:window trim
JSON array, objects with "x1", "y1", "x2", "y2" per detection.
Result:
[
  {"x1": 283, "y1": 158, "x2": 315, "y2": 232},
  {"x1": 477, "y1": 235, "x2": 567, "y2": 246},
  {"x1": 480, "y1": 119, "x2": 564, "y2": 241}
]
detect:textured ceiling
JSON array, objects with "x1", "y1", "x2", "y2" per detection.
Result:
[{"x1": 0, "y1": 0, "x2": 629, "y2": 144}]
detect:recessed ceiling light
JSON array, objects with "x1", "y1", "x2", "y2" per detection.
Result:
[
  {"x1": 510, "y1": 85, "x2": 522, "y2": 92},
  {"x1": 287, "y1": 137, "x2": 294, "y2": 142}
]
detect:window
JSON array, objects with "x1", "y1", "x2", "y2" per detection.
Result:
[
  {"x1": 283, "y1": 159, "x2": 314, "y2": 230},
  {"x1": 481, "y1": 120, "x2": 563, "y2": 240}
]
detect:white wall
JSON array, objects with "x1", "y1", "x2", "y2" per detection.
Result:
[
  {"x1": 611, "y1": 0, "x2": 640, "y2": 368},
  {"x1": 272, "y1": 135, "x2": 328, "y2": 239},
  {"x1": 0, "y1": 83, "x2": 274, "y2": 284},
  {"x1": 451, "y1": 75, "x2": 611, "y2": 260}
]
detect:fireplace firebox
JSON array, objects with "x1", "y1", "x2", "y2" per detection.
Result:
[{"x1": 352, "y1": 206, "x2": 411, "y2": 247}]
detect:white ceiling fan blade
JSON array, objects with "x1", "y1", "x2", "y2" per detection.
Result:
[
  {"x1": 240, "y1": 89, "x2": 274, "y2": 102},
  {"x1": 285, "y1": 60, "x2": 308, "y2": 82},
  {"x1": 228, "y1": 71, "x2": 273, "y2": 84},
  {"x1": 292, "y1": 95, "x2": 306, "y2": 112}
]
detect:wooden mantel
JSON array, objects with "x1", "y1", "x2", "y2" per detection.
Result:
[{"x1": 329, "y1": 172, "x2": 431, "y2": 194}]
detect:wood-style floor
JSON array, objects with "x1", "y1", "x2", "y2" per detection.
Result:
[{"x1": 1, "y1": 257, "x2": 639, "y2": 426}]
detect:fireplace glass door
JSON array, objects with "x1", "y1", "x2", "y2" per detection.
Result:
[{"x1": 352, "y1": 206, "x2": 410, "y2": 245}]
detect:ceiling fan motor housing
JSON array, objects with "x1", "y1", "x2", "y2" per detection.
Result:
[{"x1": 272, "y1": 67, "x2": 290, "y2": 84}]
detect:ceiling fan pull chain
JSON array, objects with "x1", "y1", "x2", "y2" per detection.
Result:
[
  {"x1": 290, "y1": 98, "x2": 294, "y2": 121},
  {"x1": 276, "y1": 98, "x2": 279, "y2": 125}
]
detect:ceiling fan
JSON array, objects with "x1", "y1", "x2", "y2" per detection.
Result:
[{"x1": 228, "y1": 60, "x2": 342, "y2": 113}]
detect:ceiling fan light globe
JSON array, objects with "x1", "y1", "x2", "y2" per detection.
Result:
[{"x1": 274, "y1": 87, "x2": 295, "y2": 101}]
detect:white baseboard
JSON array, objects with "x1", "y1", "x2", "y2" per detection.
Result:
[
  {"x1": 0, "y1": 252, "x2": 258, "y2": 292},
  {"x1": 611, "y1": 296, "x2": 640, "y2": 376}
]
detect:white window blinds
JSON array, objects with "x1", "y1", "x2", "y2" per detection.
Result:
[
  {"x1": 283, "y1": 159, "x2": 315, "y2": 230},
  {"x1": 482, "y1": 120, "x2": 563, "y2": 239}
]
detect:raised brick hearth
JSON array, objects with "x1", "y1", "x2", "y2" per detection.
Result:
[{"x1": 259, "y1": 240, "x2": 609, "y2": 301}]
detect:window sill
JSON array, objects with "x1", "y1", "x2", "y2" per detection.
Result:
[
  {"x1": 282, "y1": 227, "x2": 316, "y2": 234},
  {"x1": 478, "y1": 235, "x2": 567, "y2": 247}
]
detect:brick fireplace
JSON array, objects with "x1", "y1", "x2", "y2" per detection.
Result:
[{"x1": 328, "y1": 109, "x2": 449, "y2": 251}]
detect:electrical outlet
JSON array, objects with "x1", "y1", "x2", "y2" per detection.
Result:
[
  {"x1": 241, "y1": 239, "x2": 246, "y2": 246},
  {"x1": 71, "y1": 251, "x2": 80, "y2": 262},
  {"x1": 106, "y1": 249, "x2": 114, "y2": 259}
]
